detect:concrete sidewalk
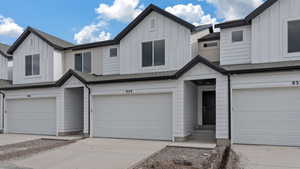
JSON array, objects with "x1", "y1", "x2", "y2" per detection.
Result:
[
  {"x1": 233, "y1": 144, "x2": 300, "y2": 169},
  {"x1": 9, "y1": 138, "x2": 168, "y2": 169},
  {"x1": 0, "y1": 134, "x2": 82, "y2": 146}
]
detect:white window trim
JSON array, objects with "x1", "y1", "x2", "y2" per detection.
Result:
[
  {"x1": 284, "y1": 17, "x2": 300, "y2": 57},
  {"x1": 141, "y1": 39, "x2": 166, "y2": 68},
  {"x1": 24, "y1": 54, "x2": 41, "y2": 78},
  {"x1": 231, "y1": 30, "x2": 244, "y2": 44},
  {"x1": 74, "y1": 50, "x2": 92, "y2": 73}
]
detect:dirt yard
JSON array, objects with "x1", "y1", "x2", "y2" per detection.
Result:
[
  {"x1": 132, "y1": 146, "x2": 240, "y2": 169},
  {"x1": 0, "y1": 138, "x2": 75, "y2": 161}
]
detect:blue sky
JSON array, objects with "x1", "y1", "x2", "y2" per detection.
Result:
[{"x1": 0, "y1": 0, "x2": 264, "y2": 45}]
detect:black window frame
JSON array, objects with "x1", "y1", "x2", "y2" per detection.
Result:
[
  {"x1": 142, "y1": 39, "x2": 165, "y2": 67},
  {"x1": 109, "y1": 48, "x2": 118, "y2": 57},
  {"x1": 288, "y1": 19, "x2": 300, "y2": 53},
  {"x1": 25, "y1": 54, "x2": 40, "y2": 76},
  {"x1": 74, "y1": 51, "x2": 92, "y2": 73},
  {"x1": 232, "y1": 30, "x2": 243, "y2": 43}
]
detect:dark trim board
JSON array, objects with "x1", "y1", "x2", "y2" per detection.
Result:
[
  {"x1": 215, "y1": 0, "x2": 279, "y2": 29},
  {"x1": 215, "y1": 19, "x2": 250, "y2": 29},
  {"x1": 245, "y1": 0, "x2": 278, "y2": 22}
]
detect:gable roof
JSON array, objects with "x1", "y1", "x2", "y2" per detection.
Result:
[
  {"x1": 215, "y1": 0, "x2": 278, "y2": 29},
  {"x1": 7, "y1": 27, "x2": 74, "y2": 54},
  {"x1": 7, "y1": 4, "x2": 212, "y2": 52},
  {"x1": 114, "y1": 4, "x2": 196, "y2": 41},
  {"x1": 0, "y1": 43, "x2": 12, "y2": 60},
  {"x1": 67, "y1": 4, "x2": 198, "y2": 51},
  {"x1": 245, "y1": 0, "x2": 278, "y2": 22},
  {"x1": 193, "y1": 24, "x2": 213, "y2": 34}
]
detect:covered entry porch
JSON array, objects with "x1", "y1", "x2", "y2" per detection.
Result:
[{"x1": 176, "y1": 58, "x2": 229, "y2": 145}]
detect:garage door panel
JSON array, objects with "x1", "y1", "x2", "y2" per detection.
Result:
[
  {"x1": 233, "y1": 88, "x2": 300, "y2": 146},
  {"x1": 93, "y1": 94, "x2": 172, "y2": 140},
  {"x1": 6, "y1": 98, "x2": 56, "y2": 135}
]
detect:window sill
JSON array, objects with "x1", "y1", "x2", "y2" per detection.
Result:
[
  {"x1": 24, "y1": 75, "x2": 42, "y2": 79},
  {"x1": 285, "y1": 52, "x2": 300, "y2": 58}
]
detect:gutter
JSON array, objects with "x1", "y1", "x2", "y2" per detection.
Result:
[
  {"x1": 84, "y1": 83, "x2": 91, "y2": 137},
  {"x1": 227, "y1": 75, "x2": 231, "y2": 140},
  {"x1": 0, "y1": 91, "x2": 5, "y2": 132}
]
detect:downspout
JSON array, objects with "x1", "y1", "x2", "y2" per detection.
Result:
[
  {"x1": 227, "y1": 75, "x2": 231, "y2": 140},
  {"x1": 84, "y1": 84, "x2": 91, "y2": 137},
  {"x1": 0, "y1": 91, "x2": 5, "y2": 133}
]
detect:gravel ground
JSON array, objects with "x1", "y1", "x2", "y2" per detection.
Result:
[
  {"x1": 0, "y1": 138, "x2": 75, "y2": 162},
  {"x1": 132, "y1": 146, "x2": 216, "y2": 169}
]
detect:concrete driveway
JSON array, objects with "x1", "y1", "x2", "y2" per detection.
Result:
[
  {"x1": 233, "y1": 145, "x2": 300, "y2": 169},
  {"x1": 0, "y1": 134, "x2": 43, "y2": 146},
  {"x1": 8, "y1": 138, "x2": 168, "y2": 169}
]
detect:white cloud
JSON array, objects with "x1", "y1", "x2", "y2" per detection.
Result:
[
  {"x1": 0, "y1": 15, "x2": 23, "y2": 38},
  {"x1": 206, "y1": 0, "x2": 264, "y2": 20},
  {"x1": 74, "y1": 21, "x2": 111, "y2": 44},
  {"x1": 165, "y1": 3, "x2": 217, "y2": 26},
  {"x1": 95, "y1": 0, "x2": 143, "y2": 22}
]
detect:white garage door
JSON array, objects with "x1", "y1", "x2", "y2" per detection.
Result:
[
  {"x1": 232, "y1": 88, "x2": 300, "y2": 146},
  {"x1": 93, "y1": 93, "x2": 172, "y2": 140},
  {"x1": 6, "y1": 98, "x2": 56, "y2": 135}
]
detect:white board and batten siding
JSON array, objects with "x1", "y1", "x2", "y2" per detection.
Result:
[
  {"x1": 13, "y1": 33, "x2": 56, "y2": 84},
  {"x1": 63, "y1": 45, "x2": 120, "y2": 75},
  {"x1": 231, "y1": 71, "x2": 300, "y2": 146},
  {"x1": 64, "y1": 47, "x2": 103, "y2": 75},
  {"x1": 120, "y1": 11, "x2": 192, "y2": 74},
  {"x1": 53, "y1": 50, "x2": 64, "y2": 80},
  {"x1": 0, "y1": 54, "x2": 8, "y2": 80},
  {"x1": 220, "y1": 26, "x2": 251, "y2": 65},
  {"x1": 177, "y1": 63, "x2": 229, "y2": 139},
  {"x1": 251, "y1": 0, "x2": 300, "y2": 63},
  {"x1": 102, "y1": 45, "x2": 120, "y2": 75}
]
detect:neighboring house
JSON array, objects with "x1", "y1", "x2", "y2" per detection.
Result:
[
  {"x1": 0, "y1": 0, "x2": 300, "y2": 147},
  {"x1": 0, "y1": 43, "x2": 12, "y2": 80},
  {"x1": 0, "y1": 42, "x2": 12, "y2": 132}
]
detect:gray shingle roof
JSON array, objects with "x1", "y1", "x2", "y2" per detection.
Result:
[
  {"x1": 32, "y1": 27, "x2": 74, "y2": 48},
  {"x1": 198, "y1": 32, "x2": 220, "y2": 42},
  {"x1": 0, "y1": 42, "x2": 12, "y2": 59},
  {"x1": 8, "y1": 27, "x2": 74, "y2": 54}
]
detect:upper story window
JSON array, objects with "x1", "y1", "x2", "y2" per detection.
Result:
[
  {"x1": 142, "y1": 40, "x2": 165, "y2": 67},
  {"x1": 288, "y1": 20, "x2": 300, "y2": 53},
  {"x1": 25, "y1": 54, "x2": 40, "y2": 76},
  {"x1": 110, "y1": 48, "x2": 118, "y2": 57},
  {"x1": 74, "y1": 52, "x2": 91, "y2": 73},
  {"x1": 203, "y1": 42, "x2": 218, "y2": 48},
  {"x1": 232, "y1": 30, "x2": 243, "y2": 42}
]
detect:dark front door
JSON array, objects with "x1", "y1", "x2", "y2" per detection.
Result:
[{"x1": 202, "y1": 91, "x2": 216, "y2": 125}]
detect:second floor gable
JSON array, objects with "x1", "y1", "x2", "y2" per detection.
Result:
[
  {"x1": 216, "y1": 0, "x2": 300, "y2": 65},
  {"x1": 8, "y1": 4, "x2": 213, "y2": 85}
]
